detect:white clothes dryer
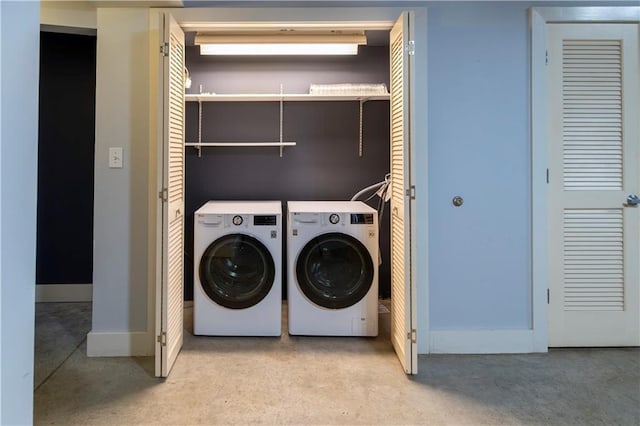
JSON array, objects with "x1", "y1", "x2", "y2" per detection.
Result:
[
  {"x1": 194, "y1": 201, "x2": 282, "y2": 336},
  {"x1": 287, "y1": 201, "x2": 378, "y2": 336}
]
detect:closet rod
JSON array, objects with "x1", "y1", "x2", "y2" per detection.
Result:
[{"x1": 185, "y1": 142, "x2": 297, "y2": 147}]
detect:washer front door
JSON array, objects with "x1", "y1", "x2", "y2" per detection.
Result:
[
  {"x1": 296, "y1": 232, "x2": 374, "y2": 309},
  {"x1": 199, "y1": 233, "x2": 275, "y2": 309}
]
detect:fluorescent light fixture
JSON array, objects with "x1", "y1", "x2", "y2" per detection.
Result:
[
  {"x1": 195, "y1": 32, "x2": 366, "y2": 56},
  {"x1": 200, "y1": 43, "x2": 359, "y2": 55}
]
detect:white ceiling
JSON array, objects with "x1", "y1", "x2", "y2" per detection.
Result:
[{"x1": 41, "y1": 0, "x2": 184, "y2": 8}]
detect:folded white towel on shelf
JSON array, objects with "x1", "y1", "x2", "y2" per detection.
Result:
[{"x1": 309, "y1": 83, "x2": 388, "y2": 95}]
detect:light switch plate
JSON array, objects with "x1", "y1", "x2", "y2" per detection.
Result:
[{"x1": 109, "y1": 147, "x2": 123, "y2": 168}]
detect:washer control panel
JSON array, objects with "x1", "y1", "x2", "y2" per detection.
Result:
[{"x1": 224, "y1": 214, "x2": 279, "y2": 228}]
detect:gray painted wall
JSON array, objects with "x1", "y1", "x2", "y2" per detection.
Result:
[
  {"x1": 91, "y1": 8, "x2": 150, "y2": 336},
  {"x1": 1, "y1": 2, "x2": 39, "y2": 423}
]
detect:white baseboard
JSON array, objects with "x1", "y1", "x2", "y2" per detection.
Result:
[
  {"x1": 430, "y1": 329, "x2": 546, "y2": 354},
  {"x1": 87, "y1": 331, "x2": 154, "y2": 357},
  {"x1": 36, "y1": 283, "x2": 93, "y2": 302}
]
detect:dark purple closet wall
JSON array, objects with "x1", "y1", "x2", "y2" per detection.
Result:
[
  {"x1": 37, "y1": 31, "x2": 96, "y2": 285},
  {"x1": 185, "y1": 45, "x2": 390, "y2": 300}
]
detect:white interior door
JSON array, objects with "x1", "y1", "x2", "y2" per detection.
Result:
[
  {"x1": 155, "y1": 13, "x2": 185, "y2": 377},
  {"x1": 390, "y1": 11, "x2": 417, "y2": 374},
  {"x1": 547, "y1": 23, "x2": 640, "y2": 347}
]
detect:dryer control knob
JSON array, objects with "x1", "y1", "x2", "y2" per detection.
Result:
[
  {"x1": 329, "y1": 213, "x2": 340, "y2": 224},
  {"x1": 232, "y1": 215, "x2": 243, "y2": 226}
]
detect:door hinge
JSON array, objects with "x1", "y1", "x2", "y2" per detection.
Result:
[
  {"x1": 547, "y1": 289, "x2": 550, "y2": 304},
  {"x1": 545, "y1": 49, "x2": 548, "y2": 66},
  {"x1": 406, "y1": 185, "x2": 416, "y2": 200},
  {"x1": 407, "y1": 329, "x2": 417, "y2": 344},
  {"x1": 161, "y1": 42, "x2": 169, "y2": 57},
  {"x1": 159, "y1": 188, "x2": 168, "y2": 202},
  {"x1": 157, "y1": 332, "x2": 167, "y2": 346},
  {"x1": 546, "y1": 168, "x2": 549, "y2": 184},
  {"x1": 406, "y1": 40, "x2": 415, "y2": 56}
]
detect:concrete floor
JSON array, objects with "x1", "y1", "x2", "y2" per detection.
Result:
[
  {"x1": 34, "y1": 302, "x2": 92, "y2": 390},
  {"x1": 34, "y1": 302, "x2": 640, "y2": 425}
]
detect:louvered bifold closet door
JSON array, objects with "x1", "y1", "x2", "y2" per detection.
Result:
[
  {"x1": 158, "y1": 14, "x2": 185, "y2": 377},
  {"x1": 389, "y1": 12, "x2": 416, "y2": 374},
  {"x1": 547, "y1": 23, "x2": 640, "y2": 347}
]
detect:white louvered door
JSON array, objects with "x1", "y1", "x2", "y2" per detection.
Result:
[
  {"x1": 389, "y1": 12, "x2": 417, "y2": 374},
  {"x1": 156, "y1": 13, "x2": 185, "y2": 377},
  {"x1": 548, "y1": 23, "x2": 640, "y2": 347}
]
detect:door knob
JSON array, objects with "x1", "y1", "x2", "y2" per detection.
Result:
[{"x1": 624, "y1": 194, "x2": 640, "y2": 207}]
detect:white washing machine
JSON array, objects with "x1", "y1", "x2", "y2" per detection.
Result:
[
  {"x1": 287, "y1": 201, "x2": 378, "y2": 336},
  {"x1": 194, "y1": 201, "x2": 282, "y2": 336}
]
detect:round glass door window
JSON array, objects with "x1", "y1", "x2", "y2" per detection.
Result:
[
  {"x1": 296, "y1": 232, "x2": 374, "y2": 309},
  {"x1": 199, "y1": 234, "x2": 275, "y2": 309}
]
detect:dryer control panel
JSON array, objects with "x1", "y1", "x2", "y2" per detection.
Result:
[
  {"x1": 292, "y1": 212, "x2": 375, "y2": 227},
  {"x1": 350, "y1": 213, "x2": 375, "y2": 225}
]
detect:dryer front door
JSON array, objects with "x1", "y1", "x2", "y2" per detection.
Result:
[
  {"x1": 296, "y1": 232, "x2": 374, "y2": 309},
  {"x1": 199, "y1": 233, "x2": 275, "y2": 309}
]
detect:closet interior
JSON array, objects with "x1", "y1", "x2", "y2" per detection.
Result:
[{"x1": 182, "y1": 30, "x2": 392, "y2": 300}]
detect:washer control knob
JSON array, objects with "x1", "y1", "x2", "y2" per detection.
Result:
[
  {"x1": 329, "y1": 213, "x2": 340, "y2": 224},
  {"x1": 232, "y1": 215, "x2": 243, "y2": 226}
]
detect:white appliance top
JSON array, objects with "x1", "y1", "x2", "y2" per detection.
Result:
[
  {"x1": 195, "y1": 201, "x2": 282, "y2": 215},
  {"x1": 287, "y1": 201, "x2": 376, "y2": 214}
]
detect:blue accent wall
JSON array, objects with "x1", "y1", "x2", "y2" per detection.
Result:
[{"x1": 428, "y1": 3, "x2": 532, "y2": 329}]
